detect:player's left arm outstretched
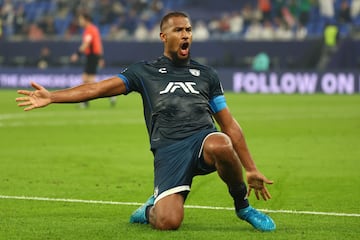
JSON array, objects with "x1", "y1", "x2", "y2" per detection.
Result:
[
  {"x1": 16, "y1": 76, "x2": 126, "y2": 111},
  {"x1": 213, "y1": 107, "x2": 274, "y2": 201}
]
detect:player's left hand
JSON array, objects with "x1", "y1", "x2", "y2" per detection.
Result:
[{"x1": 246, "y1": 170, "x2": 274, "y2": 201}]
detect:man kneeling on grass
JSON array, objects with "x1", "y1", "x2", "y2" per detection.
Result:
[{"x1": 16, "y1": 11, "x2": 276, "y2": 231}]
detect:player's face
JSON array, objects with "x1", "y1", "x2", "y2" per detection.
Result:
[{"x1": 160, "y1": 16, "x2": 192, "y2": 65}]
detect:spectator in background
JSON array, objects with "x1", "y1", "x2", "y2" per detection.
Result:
[
  {"x1": 318, "y1": 0, "x2": 335, "y2": 20},
  {"x1": 229, "y1": 11, "x2": 244, "y2": 37},
  {"x1": 55, "y1": 0, "x2": 71, "y2": 19},
  {"x1": 122, "y1": 9, "x2": 138, "y2": 36},
  {"x1": 1, "y1": 0, "x2": 14, "y2": 37},
  {"x1": 148, "y1": 22, "x2": 161, "y2": 41},
  {"x1": 298, "y1": 0, "x2": 312, "y2": 27},
  {"x1": 140, "y1": 0, "x2": 164, "y2": 30},
  {"x1": 252, "y1": 52, "x2": 270, "y2": 71},
  {"x1": 351, "y1": 0, "x2": 360, "y2": 19},
  {"x1": 37, "y1": 46, "x2": 53, "y2": 69},
  {"x1": 107, "y1": 24, "x2": 130, "y2": 41},
  {"x1": 112, "y1": 1, "x2": 126, "y2": 17},
  {"x1": 28, "y1": 23, "x2": 44, "y2": 41},
  {"x1": 258, "y1": 0, "x2": 272, "y2": 22},
  {"x1": 241, "y1": 3, "x2": 262, "y2": 27},
  {"x1": 38, "y1": 16, "x2": 57, "y2": 37},
  {"x1": 273, "y1": 0, "x2": 286, "y2": 19},
  {"x1": 338, "y1": 0, "x2": 352, "y2": 24},
  {"x1": 244, "y1": 20, "x2": 263, "y2": 40},
  {"x1": 149, "y1": 0, "x2": 164, "y2": 15},
  {"x1": 323, "y1": 22, "x2": 339, "y2": 53},
  {"x1": 207, "y1": 17, "x2": 221, "y2": 37},
  {"x1": 261, "y1": 20, "x2": 275, "y2": 40},
  {"x1": 65, "y1": 17, "x2": 80, "y2": 39},
  {"x1": 287, "y1": 0, "x2": 298, "y2": 20},
  {"x1": 295, "y1": 23, "x2": 308, "y2": 39},
  {"x1": 218, "y1": 13, "x2": 231, "y2": 34},
  {"x1": 281, "y1": 4, "x2": 296, "y2": 28},
  {"x1": 13, "y1": 4, "x2": 27, "y2": 36},
  {"x1": 98, "y1": 0, "x2": 116, "y2": 26},
  {"x1": 274, "y1": 19, "x2": 293, "y2": 40},
  {"x1": 192, "y1": 20, "x2": 210, "y2": 41},
  {"x1": 133, "y1": 21, "x2": 149, "y2": 41}
]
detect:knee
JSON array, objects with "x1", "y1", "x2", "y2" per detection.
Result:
[
  {"x1": 154, "y1": 213, "x2": 183, "y2": 230},
  {"x1": 150, "y1": 194, "x2": 184, "y2": 230},
  {"x1": 205, "y1": 133, "x2": 233, "y2": 156}
]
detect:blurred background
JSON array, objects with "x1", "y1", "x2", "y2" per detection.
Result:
[{"x1": 0, "y1": 0, "x2": 359, "y2": 91}]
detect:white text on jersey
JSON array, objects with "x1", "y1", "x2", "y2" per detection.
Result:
[{"x1": 159, "y1": 82, "x2": 200, "y2": 94}]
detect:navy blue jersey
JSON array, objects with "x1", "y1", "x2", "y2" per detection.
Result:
[{"x1": 118, "y1": 56, "x2": 224, "y2": 149}]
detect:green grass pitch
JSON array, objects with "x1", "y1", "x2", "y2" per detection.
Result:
[{"x1": 0, "y1": 89, "x2": 359, "y2": 239}]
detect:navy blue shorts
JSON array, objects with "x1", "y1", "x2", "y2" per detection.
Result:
[{"x1": 153, "y1": 129, "x2": 219, "y2": 204}]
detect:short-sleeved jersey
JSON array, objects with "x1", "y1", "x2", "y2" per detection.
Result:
[
  {"x1": 83, "y1": 23, "x2": 103, "y2": 55},
  {"x1": 118, "y1": 56, "x2": 224, "y2": 149}
]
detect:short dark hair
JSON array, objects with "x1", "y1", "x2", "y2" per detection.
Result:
[
  {"x1": 79, "y1": 12, "x2": 93, "y2": 22},
  {"x1": 160, "y1": 11, "x2": 189, "y2": 31}
]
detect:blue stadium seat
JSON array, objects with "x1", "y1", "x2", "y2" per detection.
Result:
[
  {"x1": 100, "y1": 25, "x2": 111, "y2": 36},
  {"x1": 54, "y1": 15, "x2": 72, "y2": 35},
  {"x1": 339, "y1": 23, "x2": 351, "y2": 37},
  {"x1": 354, "y1": 15, "x2": 360, "y2": 26}
]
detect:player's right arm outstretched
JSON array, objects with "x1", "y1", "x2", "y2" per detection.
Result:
[{"x1": 16, "y1": 76, "x2": 126, "y2": 111}]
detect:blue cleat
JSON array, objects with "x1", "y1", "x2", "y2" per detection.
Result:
[
  {"x1": 129, "y1": 195, "x2": 155, "y2": 224},
  {"x1": 237, "y1": 206, "x2": 276, "y2": 231}
]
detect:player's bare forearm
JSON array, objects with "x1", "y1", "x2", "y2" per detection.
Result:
[
  {"x1": 214, "y1": 108, "x2": 257, "y2": 171},
  {"x1": 16, "y1": 77, "x2": 125, "y2": 111},
  {"x1": 51, "y1": 76, "x2": 125, "y2": 103},
  {"x1": 214, "y1": 109, "x2": 274, "y2": 200},
  {"x1": 50, "y1": 82, "x2": 99, "y2": 103},
  {"x1": 224, "y1": 119, "x2": 257, "y2": 171}
]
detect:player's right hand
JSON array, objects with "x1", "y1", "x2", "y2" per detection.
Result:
[{"x1": 16, "y1": 81, "x2": 52, "y2": 111}]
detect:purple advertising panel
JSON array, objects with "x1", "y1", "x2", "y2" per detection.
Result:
[
  {"x1": 1, "y1": 68, "x2": 359, "y2": 94},
  {"x1": 0, "y1": 68, "x2": 114, "y2": 88},
  {"x1": 232, "y1": 71, "x2": 360, "y2": 94}
]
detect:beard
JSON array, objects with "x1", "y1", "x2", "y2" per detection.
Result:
[{"x1": 169, "y1": 50, "x2": 190, "y2": 66}]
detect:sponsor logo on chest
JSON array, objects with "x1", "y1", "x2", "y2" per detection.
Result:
[
  {"x1": 158, "y1": 68, "x2": 201, "y2": 94},
  {"x1": 159, "y1": 82, "x2": 200, "y2": 94}
]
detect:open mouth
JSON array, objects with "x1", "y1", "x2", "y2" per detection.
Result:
[
  {"x1": 181, "y1": 42, "x2": 189, "y2": 50},
  {"x1": 180, "y1": 42, "x2": 189, "y2": 56}
]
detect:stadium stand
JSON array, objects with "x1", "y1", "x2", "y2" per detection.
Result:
[
  {"x1": 1, "y1": 0, "x2": 360, "y2": 40},
  {"x1": 0, "y1": 0, "x2": 359, "y2": 69}
]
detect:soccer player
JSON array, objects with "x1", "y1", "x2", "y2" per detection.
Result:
[
  {"x1": 70, "y1": 12, "x2": 116, "y2": 107},
  {"x1": 16, "y1": 12, "x2": 276, "y2": 231}
]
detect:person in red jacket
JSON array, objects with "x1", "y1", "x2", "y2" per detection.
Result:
[
  {"x1": 70, "y1": 12, "x2": 115, "y2": 107},
  {"x1": 258, "y1": 0, "x2": 272, "y2": 22}
]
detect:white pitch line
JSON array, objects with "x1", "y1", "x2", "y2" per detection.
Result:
[
  {"x1": 0, "y1": 195, "x2": 359, "y2": 218},
  {"x1": 0, "y1": 195, "x2": 142, "y2": 206}
]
